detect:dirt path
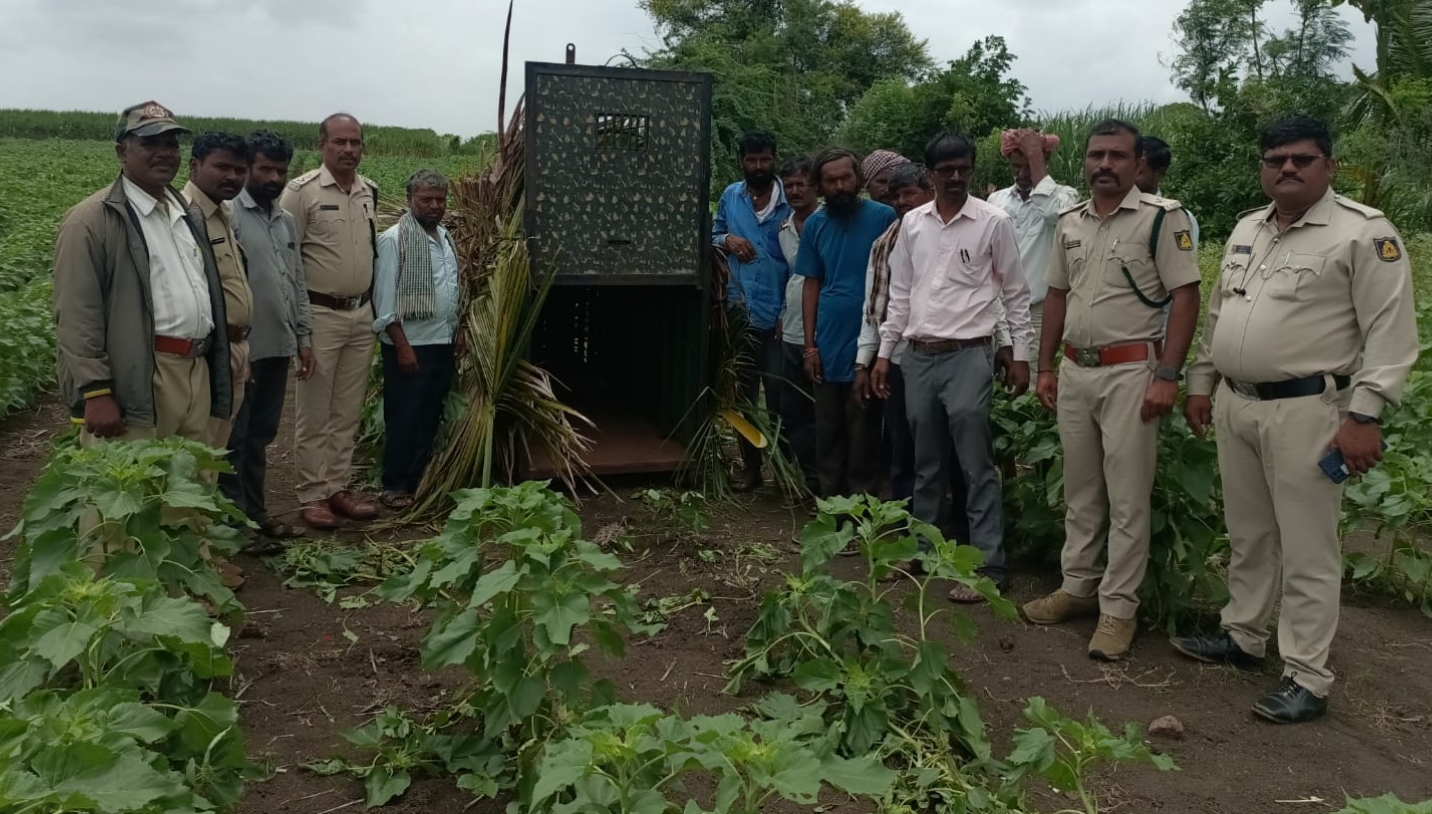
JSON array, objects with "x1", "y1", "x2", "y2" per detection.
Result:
[{"x1": 2, "y1": 396, "x2": 1429, "y2": 814}]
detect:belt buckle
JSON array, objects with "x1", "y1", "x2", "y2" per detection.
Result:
[
  {"x1": 1073, "y1": 346, "x2": 1101, "y2": 368},
  {"x1": 1228, "y1": 379, "x2": 1258, "y2": 399},
  {"x1": 342, "y1": 296, "x2": 361, "y2": 310}
]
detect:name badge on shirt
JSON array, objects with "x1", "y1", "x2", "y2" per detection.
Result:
[
  {"x1": 319, "y1": 204, "x2": 341, "y2": 211},
  {"x1": 1063, "y1": 239, "x2": 1081, "y2": 249},
  {"x1": 1232, "y1": 244, "x2": 1253, "y2": 255},
  {"x1": 210, "y1": 237, "x2": 227, "y2": 246}
]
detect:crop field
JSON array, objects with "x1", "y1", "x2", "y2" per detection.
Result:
[{"x1": 1, "y1": 124, "x2": 1431, "y2": 814}]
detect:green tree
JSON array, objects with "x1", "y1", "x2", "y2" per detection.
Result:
[
  {"x1": 840, "y1": 35, "x2": 1030, "y2": 160},
  {"x1": 1169, "y1": 0, "x2": 1258, "y2": 111},
  {"x1": 639, "y1": 0, "x2": 931, "y2": 193}
]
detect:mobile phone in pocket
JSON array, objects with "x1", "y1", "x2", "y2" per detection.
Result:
[{"x1": 1318, "y1": 442, "x2": 1388, "y2": 484}]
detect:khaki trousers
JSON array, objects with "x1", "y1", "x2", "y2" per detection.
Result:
[
  {"x1": 1215, "y1": 379, "x2": 1344, "y2": 697},
  {"x1": 81, "y1": 351, "x2": 212, "y2": 445},
  {"x1": 1057, "y1": 358, "x2": 1159, "y2": 619},
  {"x1": 295, "y1": 305, "x2": 376, "y2": 503},
  {"x1": 205, "y1": 339, "x2": 249, "y2": 450}
]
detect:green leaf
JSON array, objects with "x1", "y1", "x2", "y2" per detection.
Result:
[
  {"x1": 800, "y1": 515, "x2": 854, "y2": 573},
  {"x1": 507, "y1": 675, "x2": 544, "y2": 718},
  {"x1": 909, "y1": 640, "x2": 947, "y2": 694},
  {"x1": 108, "y1": 702, "x2": 176, "y2": 743},
  {"x1": 820, "y1": 753, "x2": 897, "y2": 795},
  {"x1": 532, "y1": 738, "x2": 592, "y2": 803},
  {"x1": 0, "y1": 659, "x2": 49, "y2": 703},
  {"x1": 364, "y1": 766, "x2": 412, "y2": 807},
  {"x1": 1007, "y1": 727, "x2": 1056, "y2": 769},
  {"x1": 421, "y1": 608, "x2": 481, "y2": 669},
  {"x1": 32, "y1": 619, "x2": 98, "y2": 670},
  {"x1": 128, "y1": 593, "x2": 214, "y2": 643},
  {"x1": 792, "y1": 657, "x2": 842, "y2": 693},
  {"x1": 468, "y1": 559, "x2": 521, "y2": 606},
  {"x1": 31, "y1": 741, "x2": 186, "y2": 810},
  {"x1": 533, "y1": 589, "x2": 590, "y2": 647}
]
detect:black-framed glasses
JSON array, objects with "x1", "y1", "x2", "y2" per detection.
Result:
[
  {"x1": 931, "y1": 165, "x2": 974, "y2": 179},
  {"x1": 1260, "y1": 154, "x2": 1325, "y2": 170}
]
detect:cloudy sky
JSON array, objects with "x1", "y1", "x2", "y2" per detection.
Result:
[{"x1": 0, "y1": 0, "x2": 1377, "y2": 138}]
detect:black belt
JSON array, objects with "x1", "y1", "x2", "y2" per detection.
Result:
[
  {"x1": 308, "y1": 291, "x2": 371, "y2": 311},
  {"x1": 909, "y1": 336, "x2": 991, "y2": 355},
  {"x1": 1225, "y1": 374, "x2": 1350, "y2": 401}
]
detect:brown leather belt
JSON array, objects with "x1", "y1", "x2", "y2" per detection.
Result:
[
  {"x1": 308, "y1": 291, "x2": 371, "y2": 311},
  {"x1": 154, "y1": 335, "x2": 212, "y2": 358},
  {"x1": 909, "y1": 336, "x2": 991, "y2": 355},
  {"x1": 227, "y1": 324, "x2": 251, "y2": 343},
  {"x1": 1064, "y1": 341, "x2": 1162, "y2": 368}
]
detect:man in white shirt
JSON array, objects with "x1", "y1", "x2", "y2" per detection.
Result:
[
  {"x1": 988, "y1": 129, "x2": 1079, "y2": 359},
  {"x1": 872, "y1": 132, "x2": 1033, "y2": 600}
]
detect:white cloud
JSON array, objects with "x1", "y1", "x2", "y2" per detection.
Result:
[{"x1": 0, "y1": 0, "x2": 1377, "y2": 137}]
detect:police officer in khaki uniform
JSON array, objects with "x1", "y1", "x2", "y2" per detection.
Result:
[
  {"x1": 1172, "y1": 116, "x2": 1418, "y2": 724},
  {"x1": 182, "y1": 132, "x2": 253, "y2": 452},
  {"x1": 280, "y1": 113, "x2": 381, "y2": 529},
  {"x1": 1024, "y1": 119, "x2": 1201, "y2": 661}
]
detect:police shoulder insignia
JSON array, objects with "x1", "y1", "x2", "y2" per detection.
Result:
[
  {"x1": 1374, "y1": 236, "x2": 1402, "y2": 262},
  {"x1": 1175, "y1": 231, "x2": 1194, "y2": 251}
]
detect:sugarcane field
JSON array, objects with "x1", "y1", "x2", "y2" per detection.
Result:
[{"x1": 3, "y1": 0, "x2": 1432, "y2": 812}]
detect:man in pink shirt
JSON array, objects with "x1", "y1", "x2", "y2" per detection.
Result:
[{"x1": 871, "y1": 131, "x2": 1033, "y2": 600}]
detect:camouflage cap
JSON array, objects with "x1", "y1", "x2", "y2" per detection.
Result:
[{"x1": 114, "y1": 100, "x2": 189, "y2": 142}]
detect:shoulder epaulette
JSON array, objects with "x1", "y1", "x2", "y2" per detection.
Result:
[
  {"x1": 360, "y1": 174, "x2": 379, "y2": 193},
  {"x1": 286, "y1": 169, "x2": 321, "y2": 191},
  {"x1": 1138, "y1": 191, "x2": 1184, "y2": 212},
  {"x1": 1331, "y1": 194, "x2": 1384, "y2": 220},
  {"x1": 1057, "y1": 199, "x2": 1087, "y2": 217}
]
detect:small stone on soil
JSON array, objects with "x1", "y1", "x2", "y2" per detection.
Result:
[{"x1": 1149, "y1": 715, "x2": 1185, "y2": 739}]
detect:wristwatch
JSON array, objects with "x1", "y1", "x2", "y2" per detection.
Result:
[
  {"x1": 1155, "y1": 365, "x2": 1181, "y2": 382},
  {"x1": 1349, "y1": 412, "x2": 1380, "y2": 425}
]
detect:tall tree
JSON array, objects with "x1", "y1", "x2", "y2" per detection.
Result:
[
  {"x1": 1264, "y1": 0, "x2": 1354, "y2": 78},
  {"x1": 1169, "y1": 0, "x2": 1255, "y2": 111}
]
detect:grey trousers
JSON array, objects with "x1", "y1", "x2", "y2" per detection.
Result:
[{"x1": 903, "y1": 343, "x2": 1005, "y2": 576}]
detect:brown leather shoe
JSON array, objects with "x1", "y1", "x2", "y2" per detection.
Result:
[
  {"x1": 329, "y1": 490, "x2": 378, "y2": 521},
  {"x1": 300, "y1": 500, "x2": 339, "y2": 529},
  {"x1": 217, "y1": 560, "x2": 246, "y2": 591}
]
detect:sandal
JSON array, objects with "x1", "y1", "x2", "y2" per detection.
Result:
[
  {"x1": 258, "y1": 518, "x2": 303, "y2": 540},
  {"x1": 380, "y1": 490, "x2": 415, "y2": 510},
  {"x1": 947, "y1": 582, "x2": 991, "y2": 604}
]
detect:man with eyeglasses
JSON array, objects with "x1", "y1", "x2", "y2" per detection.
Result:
[
  {"x1": 1172, "y1": 116, "x2": 1417, "y2": 724},
  {"x1": 1023, "y1": 119, "x2": 1201, "y2": 662}
]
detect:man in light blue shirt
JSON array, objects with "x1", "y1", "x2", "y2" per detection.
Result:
[
  {"x1": 372, "y1": 169, "x2": 460, "y2": 508},
  {"x1": 713, "y1": 131, "x2": 792, "y2": 491}
]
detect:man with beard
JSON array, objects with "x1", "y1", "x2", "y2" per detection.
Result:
[
  {"x1": 872, "y1": 133, "x2": 1032, "y2": 600},
  {"x1": 1173, "y1": 116, "x2": 1417, "y2": 723},
  {"x1": 372, "y1": 170, "x2": 461, "y2": 509},
  {"x1": 776, "y1": 156, "x2": 821, "y2": 494},
  {"x1": 183, "y1": 133, "x2": 253, "y2": 453},
  {"x1": 713, "y1": 131, "x2": 792, "y2": 491},
  {"x1": 222, "y1": 131, "x2": 316, "y2": 544},
  {"x1": 280, "y1": 113, "x2": 381, "y2": 529},
  {"x1": 988, "y1": 129, "x2": 1079, "y2": 358},
  {"x1": 1025, "y1": 119, "x2": 1201, "y2": 661},
  {"x1": 796, "y1": 148, "x2": 897, "y2": 498},
  {"x1": 862, "y1": 149, "x2": 907, "y2": 206},
  {"x1": 54, "y1": 101, "x2": 231, "y2": 444}
]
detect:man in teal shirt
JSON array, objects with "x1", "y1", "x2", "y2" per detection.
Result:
[
  {"x1": 796, "y1": 148, "x2": 898, "y2": 497},
  {"x1": 372, "y1": 169, "x2": 461, "y2": 509}
]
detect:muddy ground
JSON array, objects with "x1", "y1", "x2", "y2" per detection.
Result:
[{"x1": 1, "y1": 395, "x2": 1429, "y2": 814}]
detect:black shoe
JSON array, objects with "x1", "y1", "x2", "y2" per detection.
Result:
[
  {"x1": 1169, "y1": 631, "x2": 1264, "y2": 671},
  {"x1": 1253, "y1": 677, "x2": 1328, "y2": 724}
]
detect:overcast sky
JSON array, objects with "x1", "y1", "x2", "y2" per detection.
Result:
[{"x1": 0, "y1": 0, "x2": 1377, "y2": 138}]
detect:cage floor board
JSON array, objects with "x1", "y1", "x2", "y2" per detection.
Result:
[{"x1": 525, "y1": 411, "x2": 687, "y2": 477}]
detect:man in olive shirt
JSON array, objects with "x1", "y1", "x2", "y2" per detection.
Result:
[
  {"x1": 183, "y1": 132, "x2": 253, "y2": 451},
  {"x1": 223, "y1": 131, "x2": 316, "y2": 542},
  {"x1": 1025, "y1": 119, "x2": 1201, "y2": 661},
  {"x1": 279, "y1": 113, "x2": 380, "y2": 529},
  {"x1": 1173, "y1": 116, "x2": 1418, "y2": 724}
]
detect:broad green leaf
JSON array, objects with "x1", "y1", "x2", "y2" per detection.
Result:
[
  {"x1": 128, "y1": 593, "x2": 213, "y2": 643},
  {"x1": 0, "y1": 659, "x2": 49, "y2": 703},
  {"x1": 792, "y1": 657, "x2": 841, "y2": 693},
  {"x1": 820, "y1": 753, "x2": 897, "y2": 795},
  {"x1": 32, "y1": 619, "x2": 98, "y2": 670},
  {"x1": 1007, "y1": 727, "x2": 1057, "y2": 769},
  {"x1": 31, "y1": 741, "x2": 186, "y2": 810},
  {"x1": 800, "y1": 516, "x2": 854, "y2": 573},
  {"x1": 533, "y1": 590, "x2": 589, "y2": 647},
  {"x1": 429, "y1": 546, "x2": 481, "y2": 591},
  {"x1": 766, "y1": 745, "x2": 823, "y2": 802},
  {"x1": 421, "y1": 608, "x2": 481, "y2": 669},
  {"x1": 532, "y1": 738, "x2": 593, "y2": 803},
  {"x1": 108, "y1": 702, "x2": 176, "y2": 743},
  {"x1": 507, "y1": 675, "x2": 544, "y2": 718},
  {"x1": 364, "y1": 766, "x2": 412, "y2": 807},
  {"x1": 909, "y1": 640, "x2": 947, "y2": 694},
  {"x1": 468, "y1": 560, "x2": 521, "y2": 607}
]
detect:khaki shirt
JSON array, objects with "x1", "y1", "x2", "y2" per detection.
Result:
[
  {"x1": 182, "y1": 182, "x2": 252, "y2": 327},
  {"x1": 1048, "y1": 188, "x2": 1200, "y2": 348},
  {"x1": 1187, "y1": 189, "x2": 1418, "y2": 418},
  {"x1": 279, "y1": 165, "x2": 378, "y2": 298}
]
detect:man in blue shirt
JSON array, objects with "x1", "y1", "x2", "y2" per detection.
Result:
[
  {"x1": 796, "y1": 148, "x2": 898, "y2": 497},
  {"x1": 713, "y1": 131, "x2": 792, "y2": 491},
  {"x1": 372, "y1": 169, "x2": 461, "y2": 509}
]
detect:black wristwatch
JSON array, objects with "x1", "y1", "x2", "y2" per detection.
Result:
[
  {"x1": 1349, "y1": 412, "x2": 1380, "y2": 425},
  {"x1": 1155, "y1": 365, "x2": 1181, "y2": 382}
]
